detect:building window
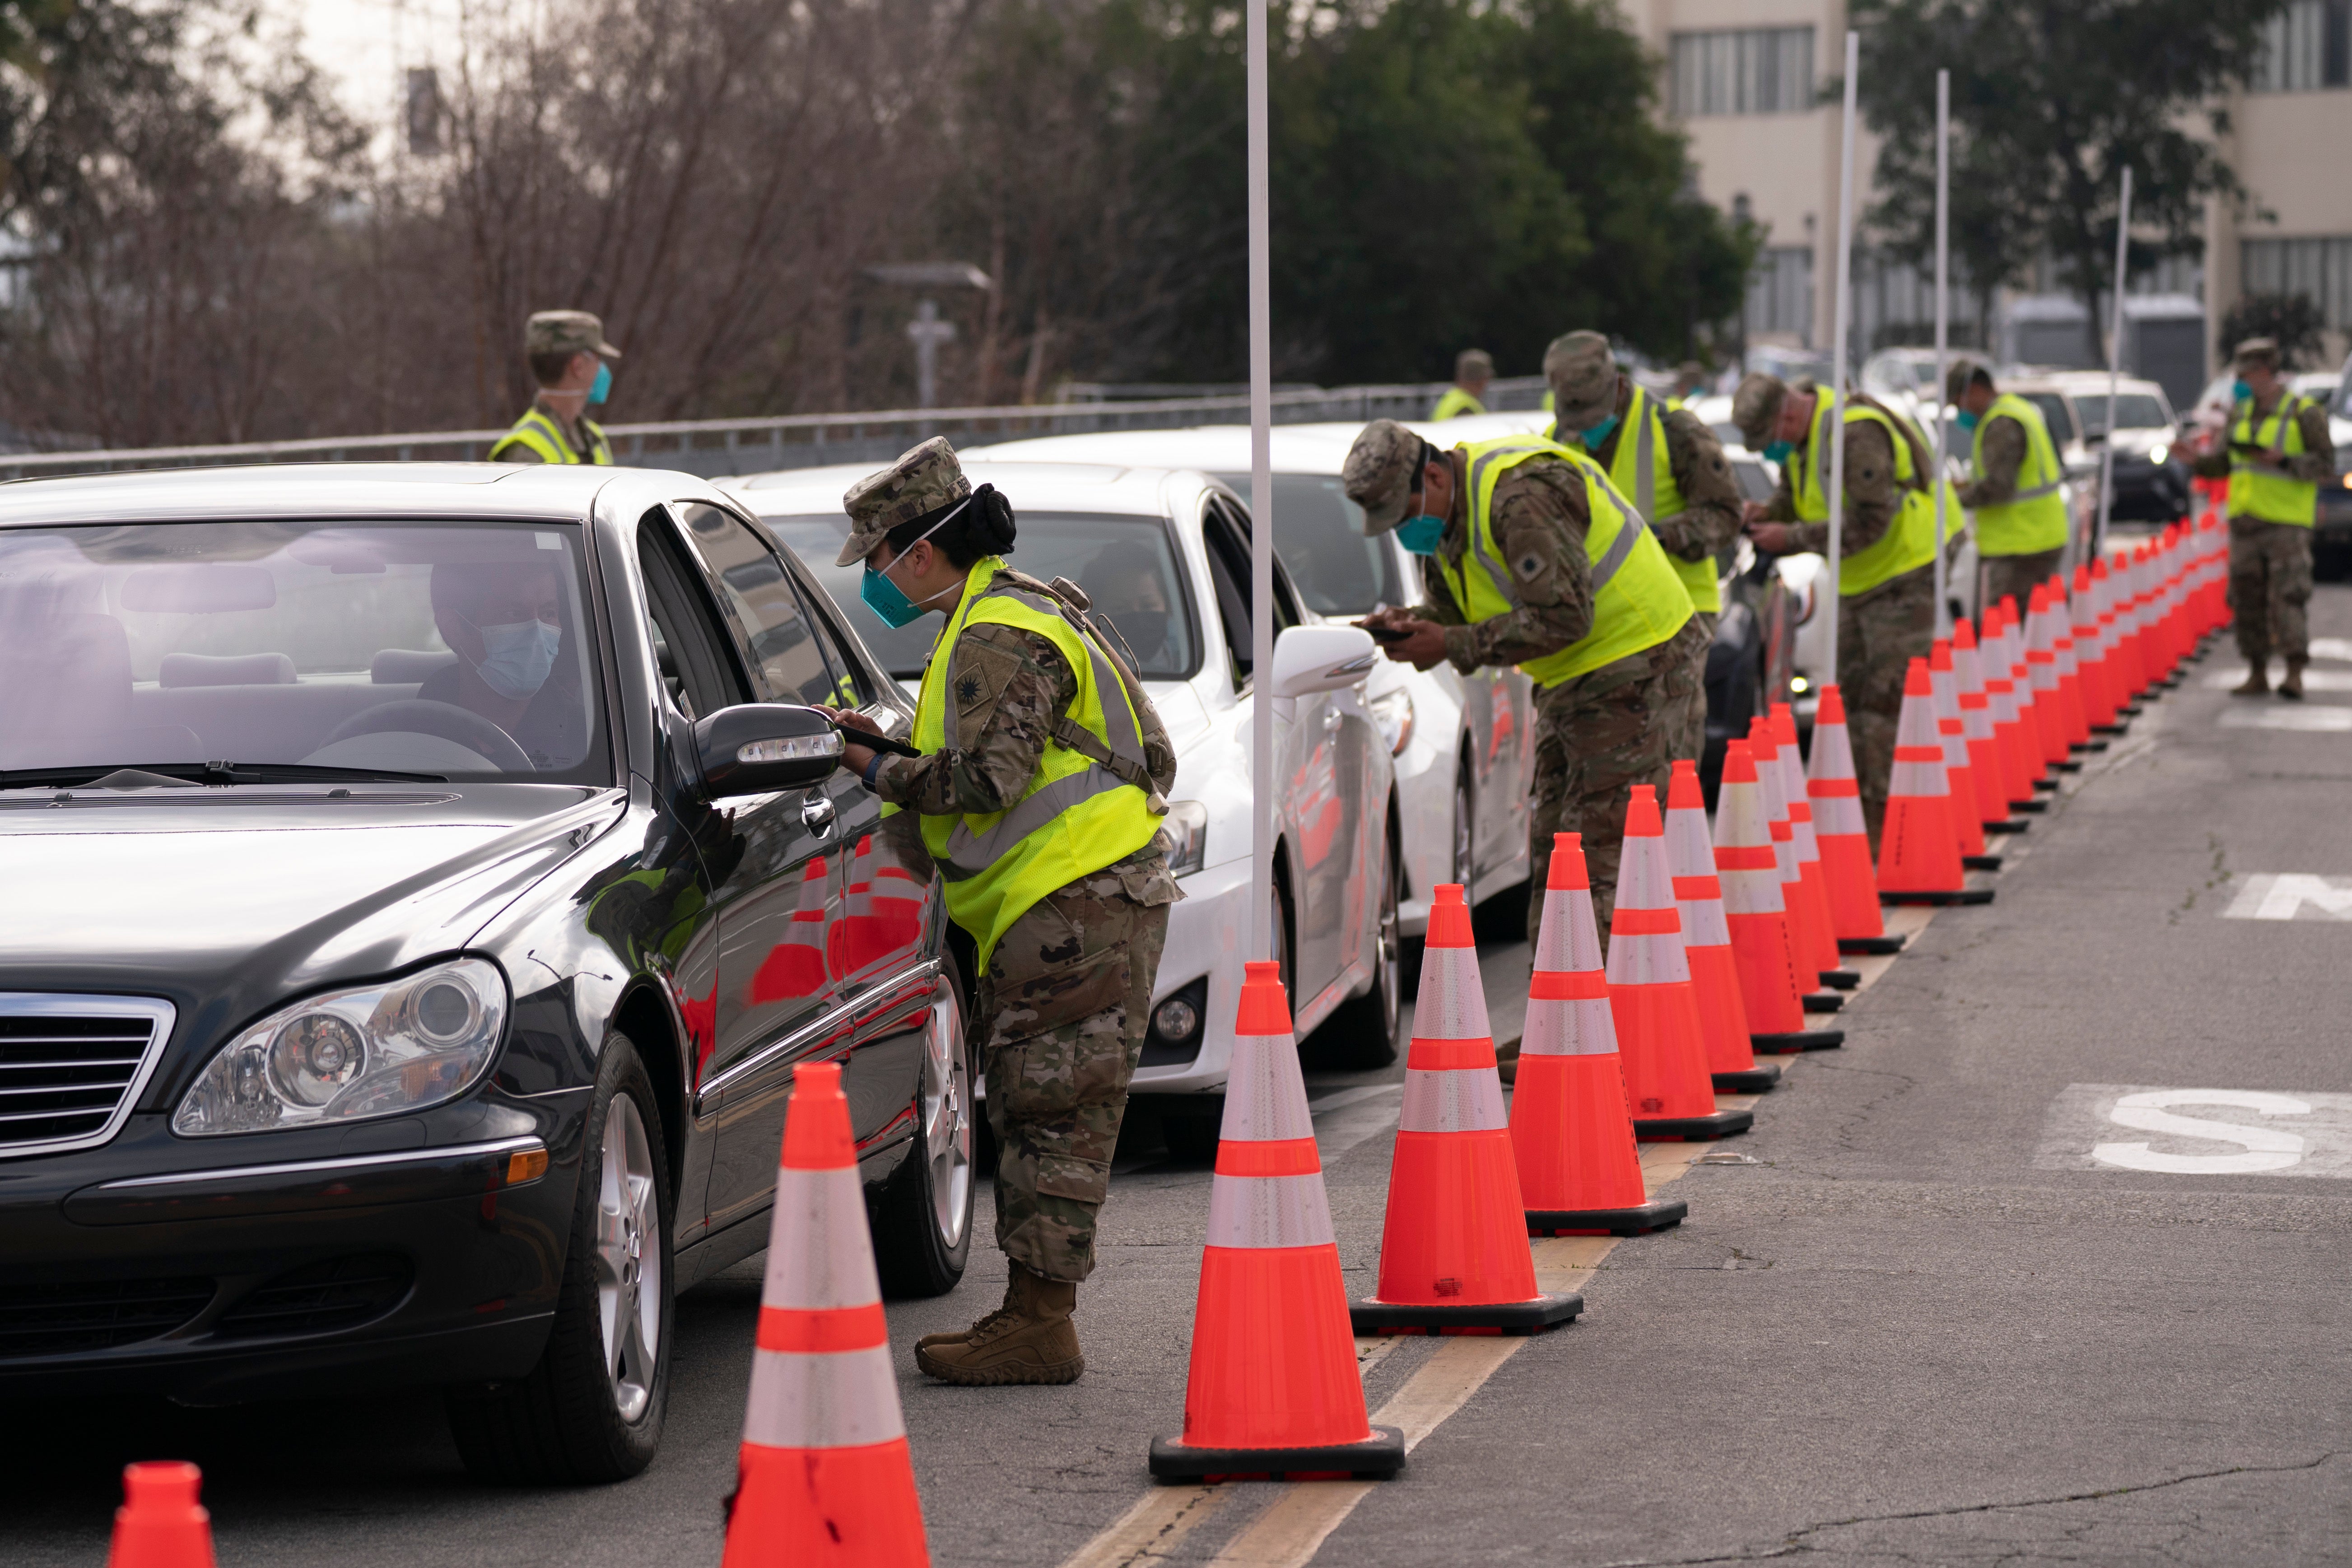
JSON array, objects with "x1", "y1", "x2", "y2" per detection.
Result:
[
  {"x1": 1670, "y1": 28, "x2": 1815, "y2": 116},
  {"x1": 2243, "y1": 236, "x2": 2352, "y2": 330},
  {"x1": 1747, "y1": 247, "x2": 1815, "y2": 344},
  {"x1": 2252, "y1": 0, "x2": 2350, "y2": 92}
]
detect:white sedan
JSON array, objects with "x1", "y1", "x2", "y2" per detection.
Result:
[
  {"x1": 974, "y1": 424, "x2": 1536, "y2": 938},
  {"x1": 724, "y1": 458, "x2": 1400, "y2": 1150}
]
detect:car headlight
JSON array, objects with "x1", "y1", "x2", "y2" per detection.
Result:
[
  {"x1": 1161, "y1": 800, "x2": 1209, "y2": 878},
  {"x1": 1368, "y1": 688, "x2": 1416, "y2": 756},
  {"x1": 2148, "y1": 442, "x2": 2169, "y2": 466},
  {"x1": 172, "y1": 957, "x2": 509, "y2": 1136}
]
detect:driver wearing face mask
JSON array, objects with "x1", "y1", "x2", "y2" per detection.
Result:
[{"x1": 419, "y1": 561, "x2": 583, "y2": 768}]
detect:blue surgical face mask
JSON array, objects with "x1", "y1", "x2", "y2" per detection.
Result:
[
  {"x1": 859, "y1": 501, "x2": 968, "y2": 628},
  {"x1": 1762, "y1": 439, "x2": 1794, "y2": 465},
  {"x1": 1955, "y1": 410, "x2": 1979, "y2": 432},
  {"x1": 1578, "y1": 413, "x2": 1621, "y2": 449},
  {"x1": 1395, "y1": 515, "x2": 1446, "y2": 555},
  {"x1": 467, "y1": 617, "x2": 562, "y2": 701},
  {"x1": 2232, "y1": 378, "x2": 2252, "y2": 403},
  {"x1": 587, "y1": 362, "x2": 612, "y2": 406}
]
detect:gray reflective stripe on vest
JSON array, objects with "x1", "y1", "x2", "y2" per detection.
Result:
[
  {"x1": 1634, "y1": 395, "x2": 1656, "y2": 522},
  {"x1": 1463, "y1": 439, "x2": 1560, "y2": 612},
  {"x1": 2010, "y1": 479, "x2": 2064, "y2": 501},
  {"x1": 936, "y1": 761, "x2": 1135, "y2": 879},
  {"x1": 1588, "y1": 493, "x2": 1654, "y2": 591},
  {"x1": 940, "y1": 580, "x2": 1147, "y2": 776},
  {"x1": 1467, "y1": 437, "x2": 1652, "y2": 601}
]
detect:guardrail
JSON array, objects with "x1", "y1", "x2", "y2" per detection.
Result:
[{"x1": 0, "y1": 377, "x2": 1552, "y2": 484}]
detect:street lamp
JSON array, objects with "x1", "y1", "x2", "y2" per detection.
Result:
[{"x1": 863, "y1": 262, "x2": 995, "y2": 411}]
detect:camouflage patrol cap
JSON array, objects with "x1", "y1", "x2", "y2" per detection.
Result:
[
  {"x1": 2232, "y1": 336, "x2": 2281, "y2": 372},
  {"x1": 1732, "y1": 373, "x2": 1790, "y2": 451},
  {"x1": 1342, "y1": 419, "x2": 1434, "y2": 535},
  {"x1": 838, "y1": 436, "x2": 971, "y2": 566},
  {"x1": 1944, "y1": 356, "x2": 1994, "y2": 405},
  {"x1": 525, "y1": 310, "x2": 621, "y2": 359},
  {"x1": 1543, "y1": 331, "x2": 1619, "y2": 431},
  {"x1": 1454, "y1": 348, "x2": 1494, "y2": 383}
]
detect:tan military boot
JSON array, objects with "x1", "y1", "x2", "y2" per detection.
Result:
[
  {"x1": 916, "y1": 1265, "x2": 1084, "y2": 1385},
  {"x1": 2280, "y1": 661, "x2": 2306, "y2": 700},
  {"x1": 2233, "y1": 661, "x2": 2270, "y2": 696}
]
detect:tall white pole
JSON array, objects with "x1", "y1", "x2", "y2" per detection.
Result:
[
  {"x1": 2094, "y1": 166, "x2": 2133, "y2": 569},
  {"x1": 1247, "y1": 0, "x2": 1275, "y2": 964},
  {"x1": 1932, "y1": 69, "x2": 1951, "y2": 641},
  {"x1": 1824, "y1": 29, "x2": 1859, "y2": 679}
]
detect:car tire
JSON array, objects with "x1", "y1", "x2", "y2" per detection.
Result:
[
  {"x1": 1317, "y1": 807, "x2": 1402, "y2": 1069},
  {"x1": 872, "y1": 949, "x2": 976, "y2": 1298},
  {"x1": 445, "y1": 1029, "x2": 673, "y2": 1485},
  {"x1": 1449, "y1": 760, "x2": 1475, "y2": 897}
]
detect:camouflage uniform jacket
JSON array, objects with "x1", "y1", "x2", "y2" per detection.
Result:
[
  {"x1": 1587, "y1": 396, "x2": 1745, "y2": 568},
  {"x1": 1414, "y1": 457, "x2": 1596, "y2": 675},
  {"x1": 1762, "y1": 388, "x2": 1913, "y2": 605},
  {"x1": 1954, "y1": 413, "x2": 2029, "y2": 509},
  {"x1": 2191, "y1": 394, "x2": 2336, "y2": 489}
]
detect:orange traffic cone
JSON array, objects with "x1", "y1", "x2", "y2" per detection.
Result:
[
  {"x1": 1951, "y1": 618, "x2": 2027, "y2": 834},
  {"x1": 107, "y1": 1462, "x2": 216, "y2": 1568},
  {"x1": 1988, "y1": 597, "x2": 2050, "y2": 811},
  {"x1": 1715, "y1": 741, "x2": 1843, "y2": 1053},
  {"x1": 1354, "y1": 885, "x2": 1583, "y2": 1333},
  {"x1": 1750, "y1": 714, "x2": 1842, "y2": 1015},
  {"x1": 2070, "y1": 564, "x2": 2118, "y2": 736},
  {"x1": 1771, "y1": 704, "x2": 1858, "y2": 990},
  {"x1": 2022, "y1": 583, "x2": 2075, "y2": 775},
  {"x1": 1666, "y1": 760, "x2": 1779, "y2": 1094},
  {"x1": 722, "y1": 1061, "x2": 928, "y2": 1568},
  {"x1": 1154, "y1": 962, "x2": 1405, "y2": 1477},
  {"x1": 1929, "y1": 639, "x2": 1996, "y2": 870},
  {"x1": 2048, "y1": 575, "x2": 2096, "y2": 755},
  {"x1": 750, "y1": 860, "x2": 833, "y2": 1005},
  {"x1": 1877, "y1": 658, "x2": 1993, "y2": 907},
  {"x1": 1609, "y1": 788, "x2": 1756, "y2": 1140},
  {"x1": 1806, "y1": 684, "x2": 1901, "y2": 953},
  {"x1": 1510, "y1": 833, "x2": 1691, "y2": 1236}
]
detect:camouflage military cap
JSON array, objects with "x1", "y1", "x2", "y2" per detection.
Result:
[
  {"x1": 525, "y1": 310, "x2": 621, "y2": 359},
  {"x1": 1342, "y1": 419, "x2": 1432, "y2": 535},
  {"x1": 1944, "y1": 356, "x2": 1993, "y2": 405},
  {"x1": 2232, "y1": 336, "x2": 2281, "y2": 372},
  {"x1": 838, "y1": 436, "x2": 970, "y2": 566},
  {"x1": 1731, "y1": 373, "x2": 1789, "y2": 451},
  {"x1": 1454, "y1": 348, "x2": 1494, "y2": 382},
  {"x1": 1544, "y1": 330, "x2": 1619, "y2": 430}
]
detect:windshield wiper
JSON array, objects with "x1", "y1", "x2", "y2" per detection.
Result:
[{"x1": 0, "y1": 761, "x2": 448, "y2": 790}]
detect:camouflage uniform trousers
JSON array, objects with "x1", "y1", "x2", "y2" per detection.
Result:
[
  {"x1": 2228, "y1": 517, "x2": 2313, "y2": 667},
  {"x1": 1674, "y1": 610, "x2": 1717, "y2": 766},
  {"x1": 1526, "y1": 616, "x2": 1711, "y2": 947},
  {"x1": 1838, "y1": 564, "x2": 1937, "y2": 846},
  {"x1": 1978, "y1": 547, "x2": 2065, "y2": 624},
  {"x1": 978, "y1": 850, "x2": 1175, "y2": 1284}
]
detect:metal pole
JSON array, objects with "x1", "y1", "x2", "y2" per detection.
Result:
[
  {"x1": 1932, "y1": 69, "x2": 1951, "y2": 641},
  {"x1": 1824, "y1": 29, "x2": 1859, "y2": 678},
  {"x1": 1247, "y1": 0, "x2": 1275, "y2": 965},
  {"x1": 2094, "y1": 166, "x2": 2133, "y2": 569}
]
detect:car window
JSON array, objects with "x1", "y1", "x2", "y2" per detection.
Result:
[
  {"x1": 2020, "y1": 394, "x2": 2076, "y2": 443},
  {"x1": 759, "y1": 509, "x2": 1201, "y2": 682},
  {"x1": 0, "y1": 520, "x2": 609, "y2": 780},
  {"x1": 1199, "y1": 497, "x2": 1299, "y2": 689},
  {"x1": 2074, "y1": 393, "x2": 2170, "y2": 435},
  {"x1": 636, "y1": 513, "x2": 749, "y2": 722},
  {"x1": 1208, "y1": 472, "x2": 1407, "y2": 615},
  {"x1": 671, "y1": 502, "x2": 857, "y2": 709}
]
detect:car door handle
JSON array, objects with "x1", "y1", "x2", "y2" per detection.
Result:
[{"x1": 801, "y1": 794, "x2": 837, "y2": 835}]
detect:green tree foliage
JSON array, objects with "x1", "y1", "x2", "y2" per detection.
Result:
[
  {"x1": 1852, "y1": 0, "x2": 2282, "y2": 368},
  {"x1": 2218, "y1": 291, "x2": 2328, "y2": 368}
]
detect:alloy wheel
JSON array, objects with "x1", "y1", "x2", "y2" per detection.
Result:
[
  {"x1": 594, "y1": 1094, "x2": 662, "y2": 1424},
  {"x1": 920, "y1": 989, "x2": 973, "y2": 1250}
]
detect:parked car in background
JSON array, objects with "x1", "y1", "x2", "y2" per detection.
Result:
[
  {"x1": 0, "y1": 464, "x2": 978, "y2": 1483},
  {"x1": 1998, "y1": 372, "x2": 2188, "y2": 527},
  {"x1": 725, "y1": 458, "x2": 1399, "y2": 1152}
]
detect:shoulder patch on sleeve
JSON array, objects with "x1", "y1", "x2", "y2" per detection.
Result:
[
  {"x1": 1516, "y1": 552, "x2": 1545, "y2": 582},
  {"x1": 952, "y1": 637, "x2": 1025, "y2": 717}
]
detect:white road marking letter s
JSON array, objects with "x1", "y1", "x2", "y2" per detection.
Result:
[{"x1": 2092, "y1": 1089, "x2": 2311, "y2": 1174}]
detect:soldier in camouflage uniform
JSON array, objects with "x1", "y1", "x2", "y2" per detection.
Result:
[
  {"x1": 834, "y1": 438, "x2": 1179, "y2": 1387},
  {"x1": 1946, "y1": 358, "x2": 2064, "y2": 614},
  {"x1": 1346, "y1": 420, "x2": 1706, "y2": 945}
]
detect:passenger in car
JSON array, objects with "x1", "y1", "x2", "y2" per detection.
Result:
[{"x1": 419, "y1": 560, "x2": 586, "y2": 769}]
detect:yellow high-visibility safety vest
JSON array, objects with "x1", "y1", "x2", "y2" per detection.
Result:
[
  {"x1": 910, "y1": 559, "x2": 1164, "y2": 969},
  {"x1": 487, "y1": 405, "x2": 615, "y2": 465},
  {"x1": 1430, "y1": 387, "x2": 1487, "y2": 421},
  {"x1": 2228, "y1": 394, "x2": 2319, "y2": 526},
  {"x1": 1434, "y1": 435, "x2": 1694, "y2": 689},
  {"x1": 1598, "y1": 385, "x2": 1717, "y2": 614},
  {"x1": 1969, "y1": 392, "x2": 2069, "y2": 557},
  {"x1": 1790, "y1": 394, "x2": 1947, "y2": 597}
]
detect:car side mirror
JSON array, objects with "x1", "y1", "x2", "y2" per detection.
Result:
[
  {"x1": 694, "y1": 703, "x2": 844, "y2": 797},
  {"x1": 1270, "y1": 624, "x2": 1378, "y2": 699}
]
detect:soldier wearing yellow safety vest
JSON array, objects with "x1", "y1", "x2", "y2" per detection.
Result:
[
  {"x1": 832, "y1": 438, "x2": 1179, "y2": 1388},
  {"x1": 1736, "y1": 373, "x2": 1949, "y2": 843},
  {"x1": 488, "y1": 311, "x2": 621, "y2": 465},
  {"x1": 1946, "y1": 358, "x2": 2070, "y2": 614},
  {"x1": 1545, "y1": 331, "x2": 1743, "y2": 764},
  {"x1": 1430, "y1": 348, "x2": 1493, "y2": 420},
  {"x1": 1346, "y1": 419, "x2": 1704, "y2": 947},
  {"x1": 2192, "y1": 338, "x2": 2338, "y2": 698}
]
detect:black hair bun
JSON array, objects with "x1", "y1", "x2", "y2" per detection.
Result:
[{"x1": 970, "y1": 483, "x2": 1017, "y2": 553}]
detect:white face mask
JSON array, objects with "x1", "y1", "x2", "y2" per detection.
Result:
[{"x1": 464, "y1": 615, "x2": 562, "y2": 700}]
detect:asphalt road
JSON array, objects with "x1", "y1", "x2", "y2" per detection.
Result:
[{"x1": 13, "y1": 582, "x2": 2352, "y2": 1567}]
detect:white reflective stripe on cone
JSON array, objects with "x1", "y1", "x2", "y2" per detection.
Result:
[
  {"x1": 1809, "y1": 713, "x2": 1859, "y2": 783},
  {"x1": 1605, "y1": 930, "x2": 1690, "y2": 987},
  {"x1": 1889, "y1": 758, "x2": 1948, "y2": 796},
  {"x1": 1220, "y1": 1033, "x2": 1315, "y2": 1144},
  {"x1": 1714, "y1": 781, "x2": 1773, "y2": 851},
  {"x1": 1400, "y1": 1067, "x2": 1509, "y2": 1133},
  {"x1": 1535, "y1": 888, "x2": 1605, "y2": 973},
  {"x1": 1812, "y1": 793, "x2": 1867, "y2": 837},
  {"x1": 1960, "y1": 700, "x2": 1995, "y2": 743},
  {"x1": 1413, "y1": 943, "x2": 1492, "y2": 1041},
  {"x1": 1615, "y1": 834, "x2": 1677, "y2": 911},
  {"x1": 1930, "y1": 667, "x2": 1969, "y2": 770},
  {"x1": 1204, "y1": 1171, "x2": 1339, "y2": 1248},
  {"x1": 1521, "y1": 995, "x2": 1617, "y2": 1057},
  {"x1": 1789, "y1": 815, "x2": 1822, "y2": 862},
  {"x1": 742, "y1": 1344, "x2": 906, "y2": 1450},
  {"x1": 1718, "y1": 866, "x2": 1784, "y2": 916},
  {"x1": 1663, "y1": 806, "x2": 1714, "y2": 883},
  {"x1": 764, "y1": 1164, "x2": 883, "y2": 1312},
  {"x1": 1679, "y1": 895, "x2": 1732, "y2": 947}
]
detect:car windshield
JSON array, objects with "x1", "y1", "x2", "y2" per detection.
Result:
[
  {"x1": 759, "y1": 510, "x2": 1200, "y2": 682},
  {"x1": 2074, "y1": 393, "x2": 2170, "y2": 435},
  {"x1": 1209, "y1": 472, "x2": 1407, "y2": 616},
  {"x1": 2021, "y1": 393, "x2": 2077, "y2": 443},
  {"x1": 0, "y1": 520, "x2": 608, "y2": 782}
]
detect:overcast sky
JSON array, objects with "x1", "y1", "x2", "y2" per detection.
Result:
[{"x1": 296, "y1": 0, "x2": 465, "y2": 125}]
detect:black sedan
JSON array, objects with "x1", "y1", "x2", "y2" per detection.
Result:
[{"x1": 0, "y1": 464, "x2": 974, "y2": 1482}]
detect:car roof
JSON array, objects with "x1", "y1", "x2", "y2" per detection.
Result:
[
  {"x1": 0, "y1": 461, "x2": 647, "y2": 529},
  {"x1": 726, "y1": 456, "x2": 1201, "y2": 520}
]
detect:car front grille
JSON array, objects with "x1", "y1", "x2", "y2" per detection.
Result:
[
  {"x1": 0, "y1": 1276, "x2": 216, "y2": 1358},
  {"x1": 214, "y1": 1254, "x2": 415, "y2": 1340},
  {"x1": 0, "y1": 995, "x2": 176, "y2": 1157}
]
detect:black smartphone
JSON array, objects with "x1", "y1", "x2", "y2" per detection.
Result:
[
  {"x1": 1359, "y1": 621, "x2": 1412, "y2": 644},
  {"x1": 830, "y1": 717, "x2": 923, "y2": 758}
]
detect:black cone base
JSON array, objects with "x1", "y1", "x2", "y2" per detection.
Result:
[
  {"x1": 1820, "y1": 967, "x2": 1861, "y2": 990},
  {"x1": 1150, "y1": 1426, "x2": 1407, "y2": 1482},
  {"x1": 2053, "y1": 759, "x2": 2083, "y2": 773},
  {"x1": 1351, "y1": 1291, "x2": 1583, "y2": 1336},
  {"x1": 2083, "y1": 740, "x2": 2110, "y2": 752},
  {"x1": 2012, "y1": 799, "x2": 2049, "y2": 814},
  {"x1": 1963, "y1": 853, "x2": 2003, "y2": 870},
  {"x1": 1712, "y1": 1062, "x2": 1780, "y2": 1093},
  {"x1": 1839, "y1": 934, "x2": 1906, "y2": 954},
  {"x1": 1984, "y1": 818, "x2": 2030, "y2": 833},
  {"x1": 1528, "y1": 1196, "x2": 1688, "y2": 1238},
  {"x1": 2032, "y1": 777, "x2": 2059, "y2": 791},
  {"x1": 1881, "y1": 886, "x2": 1995, "y2": 905},
  {"x1": 1802, "y1": 990, "x2": 1844, "y2": 1013},
  {"x1": 1751, "y1": 1027, "x2": 1844, "y2": 1052},
  {"x1": 2093, "y1": 722, "x2": 2128, "y2": 735},
  {"x1": 1633, "y1": 1107, "x2": 1755, "y2": 1141}
]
